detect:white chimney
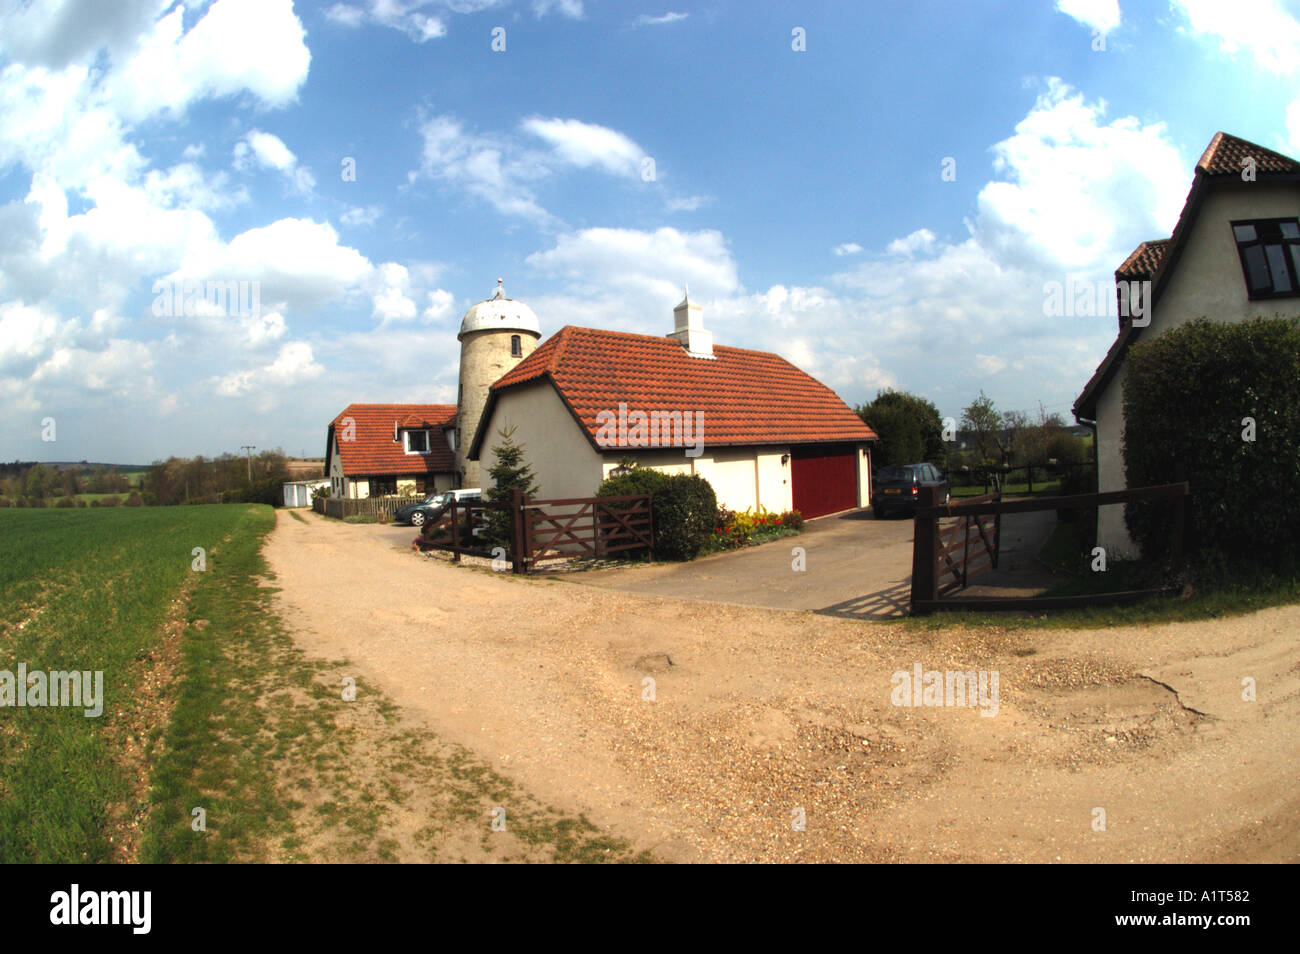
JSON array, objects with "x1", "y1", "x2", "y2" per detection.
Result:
[{"x1": 669, "y1": 286, "x2": 713, "y2": 358}]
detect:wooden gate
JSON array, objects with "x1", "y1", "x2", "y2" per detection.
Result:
[
  {"x1": 416, "y1": 489, "x2": 653, "y2": 572},
  {"x1": 524, "y1": 493, "x2": 653, "y2": 564},
  {"x1": 935, "y1": 492, "x2": 1001, "y2": 595},
  {"x1": 909, "y1": 482, "x2": 1190, "y2": 615}
]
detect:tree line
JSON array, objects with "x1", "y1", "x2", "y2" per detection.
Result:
[
  {"x1": 855, "y1": 389, "x2": 1093, "y2": 479},
  {"x1": 0, "y1": 450, "x2": 291, "y2": 507}
]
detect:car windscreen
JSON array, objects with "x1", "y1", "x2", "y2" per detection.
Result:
[{"x1": 877, "y1": 466, "x2": 918, "y2": 481}]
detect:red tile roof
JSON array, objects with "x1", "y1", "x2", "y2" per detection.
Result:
[
  {"x1": 1197, "y1": 131, "x2": 1300, "y2": 177},
  {"x1": 478, "y1": 325, "x2": 877, "y2": 453},
  {"x1": 328, "y1": 403, "x2": 456, "y2": 476},
  {"x1": 1115, "y1": 238, "x2": 1170, "y2": 280}
]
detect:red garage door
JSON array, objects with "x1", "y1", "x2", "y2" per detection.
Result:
[{"x1": 791, "y1": 444, "x2": 859, "y2": 518}]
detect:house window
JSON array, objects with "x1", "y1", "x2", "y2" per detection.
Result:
[
  {"x1": 404, "y1": 429, "x2": 431, "y2": 454},
  {"x1": 1232, "y1": 218, "x2": 1300, "y2": 299},
  {"x1": 511, "y1": 334, "x2": 522, "y2": 357},
  {"x1": 371, "y1": 477, "x2": 397, "y2": 496}
]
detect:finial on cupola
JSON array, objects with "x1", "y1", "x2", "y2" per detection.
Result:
[{"x1": 493, "y1": 277, "x2": 505, "y2": 300}]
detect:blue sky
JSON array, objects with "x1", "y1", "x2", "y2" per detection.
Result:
[{"x1": 3, "y1": 0, "x2": 1300, "y2": 462}]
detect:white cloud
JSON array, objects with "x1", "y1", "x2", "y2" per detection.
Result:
[
  {"x1": 104, "y1": 0, "x2": 311, "y2": 121},
  {"x1": 533, "y1": 0, "x2": 584, "y2": 18},
  {"x1": 422, "y1": 288, "x2": 456, "y2": 323},
  {"x1": 168, "y1": 217, "x2": 373, "y2": 314},
  {"x1": 634, "y1": 12, "x2": 689, "y2": 27},
  {"x1": 324, "y1": 1, "x2": 447, "y2": 42},
  {"x1": 1055, "y1": 0, "x2": 1120, "y2": 35},
  {"x1": 832, "y1": 242, "x2": 864, "y2": 256},
  {"x1": 234, "y1": 129, "x2": 315, "y2": 195},
  {"x1": 1287, "y1": 98, "x2": 1300, "y2": 156},
  {"x1": 215, "y1": 341, "x2": 322, "y2": 397},
  {"x1": 884, "y1": 230, "x2": 935, "y2": 257},
  {"x1": 371, "y1": 262, "x2": 418, "y2": 323},
  {"x1": 526, "y1": 227, "x2": 740, "y2": 304},
  {"x1": 0, "y1": 0, "x2": 170, "y2": 69},
  {"x1": 1171, "y1": 0, "x2": 1300, "y2": 74},
  {"x1": 340, "y1": 205, "x2": 382, "y2": 227},
  {"x1": 975, "y1": 79, "x2": 1186, "y2": 272},
  {"x1": 666, "y1": 194, "x2": 709, "y2": 212},
  {"x1": 412, "y1": 113, "x2": 656, "y2": 223},
  {"x1": 521, "y1": 117, "x2": 646, "y2": 177}
]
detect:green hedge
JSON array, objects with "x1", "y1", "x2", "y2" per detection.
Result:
[
  {"x1": 597, "y1": 466, "x2": 718, "y2": 561},
  {"x1": 1123, "y1": 316, "x2": 1300, "y2": 564}
]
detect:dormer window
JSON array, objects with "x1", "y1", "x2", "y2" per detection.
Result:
[
  {"x1": 511, "y1": 334, "x2": 522, "y2": 357},
  {"x1": 403, "y1": 429, "x2": 431, "y2": 454},
  {"x1": 1232, "y1": 218, "x2": 1300, "y2": 299}
]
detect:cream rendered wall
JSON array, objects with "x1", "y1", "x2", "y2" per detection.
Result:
[
  {"x1": 755, "y1": 449, "x2": 793, "y2": 513},
  {"x1": 857, "y1": 444, "x2": 872, "y2": 506},
  {"x1": 477, "y1": 381, "x2": 605, "y2": 498},
  {"x1": 1095, "y1": 181, "x2": 1300, "y2": 557},
  {"x1": 328, "y1": 437, "x2": 345, "y2": 497},
  {"x1": 597, "y1": 445, "x2": 794, "y2": 513}
]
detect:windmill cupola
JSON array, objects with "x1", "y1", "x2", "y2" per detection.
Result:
[{"x1": 458, "y1": 278, "x2": 541, "y2": 340}]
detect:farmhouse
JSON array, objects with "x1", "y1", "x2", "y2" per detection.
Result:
[
  {"x1": 324, "y1": 403, "x2": 457, "y2": 499},
  {"x1": 1073, "y1": 131, "x2": 1300, "y2": 556},
  {"x1": 468, "y1": 291, "x2": 878, "y2": 518},
  {"x1": 326, "y1": 280, "x2": 877, "y2": 517}
]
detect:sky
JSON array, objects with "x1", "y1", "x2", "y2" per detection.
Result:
[{"x1": 2, "y1": 0, "x2": 1299, "y2": 463}]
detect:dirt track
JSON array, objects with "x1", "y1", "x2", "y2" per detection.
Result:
[{"x1": 264, "y1": 511, "x2": 1300, "y2": 863}]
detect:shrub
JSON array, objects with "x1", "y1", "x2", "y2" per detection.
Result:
[
  {"x1": 1123, "y1": 316, "x2": 1300, "y2": 564},
  {"x1": 596, "y1": 464, "x2": 716, "y2": 561},
  {"x1": 483, "y1": 427, "x2": 539, "y2": 546},
  {"x1": 0, "y1": 497, "x2": 9, "y2": 508},
  {"x1": 55, "y1": 497, "x2": 76, "y2": 508},
  {"x1": 124, "y1": 492, "x2": 143, "y2": 507},
  {"x1": 76, "y1": 499, "x2": 87, "y2": 508},
  {"x1": 99, "y1": 495, "x2": 121, "y2": 507}
]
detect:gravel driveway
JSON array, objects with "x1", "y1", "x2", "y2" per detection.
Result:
[{"x1": 264, "y1": 510, "x2": 1300, "y2": 863}]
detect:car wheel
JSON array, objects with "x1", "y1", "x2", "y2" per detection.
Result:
[{"x1": 411, "y1": 511, "x2": 425, "y2": 527}]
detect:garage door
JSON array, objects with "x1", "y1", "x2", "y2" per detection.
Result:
[{"x1": 791, "y1": 443, "x2": 859, "y2": 518}]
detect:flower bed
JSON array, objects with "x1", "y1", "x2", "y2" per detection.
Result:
[{"x1": 712, "y1": 506, "x2": 804, "y2": 551}]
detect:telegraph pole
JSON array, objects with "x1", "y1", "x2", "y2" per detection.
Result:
[{"x1": 241, "y1": 445, "x2": 256, "y2": 483}]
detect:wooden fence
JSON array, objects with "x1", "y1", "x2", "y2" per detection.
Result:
[
  {"x1": 313, "y1": 495, "x2": 425, "y2": 519},
  {"x1": 416, "y1": 489, "x2": 654, "y2": 573},
  {"x1": 910, "y1": 481, "x2": 1190, "y2": 615}
]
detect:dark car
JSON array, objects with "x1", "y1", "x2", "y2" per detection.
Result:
[
  {"x1": 393, "y1": 489, "x2": 481, "y2": 527},
  {"x1": 871, "y1": 463, "x2": 949, "y2": 518}
]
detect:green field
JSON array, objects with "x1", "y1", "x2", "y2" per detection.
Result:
[
  {"x1": 0, "y1": 505, "x2": 251, "y2": 861},
  {"x1": 0, "y1": 506, "x2": 648, "y2": 863}
]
